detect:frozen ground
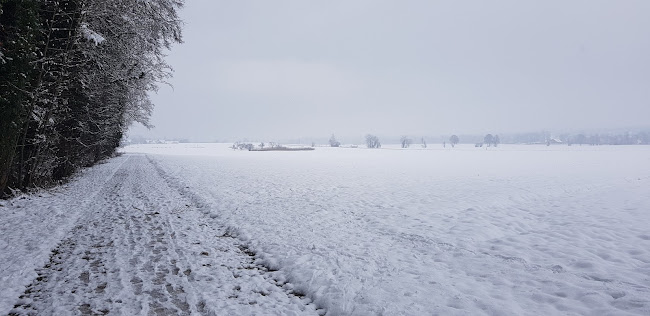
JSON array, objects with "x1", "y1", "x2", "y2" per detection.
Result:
[
  {"x1": 0, "y1": 154, "x2": 319, "y2": 315},
  {"x1": 1, "y1": 144, "x2": 649, "y2": 315}
]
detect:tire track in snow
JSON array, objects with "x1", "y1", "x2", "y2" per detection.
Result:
[
  {"x1": 145, "y1": 155, "x2": 323, "y2": 315},
  {"x1": 8, "y1": 154, "x2": 321, "y2": 315},
  {"x1": 0, "y1": 155, "x2": 131, "y2": 315}
]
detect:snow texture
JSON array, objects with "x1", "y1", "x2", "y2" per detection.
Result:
[
  {"x1": 124, "y1": 144, "x2": 650, "y2": 315},
  {"x1": 1, "y1": 144, "x2": 649, "y2": 315},
  {"x1": 79, "y1": 23, "x2": 105, "y2": 45},
  {"x1": 0, "y1": 155, "x2": 319, "y2": 315}
]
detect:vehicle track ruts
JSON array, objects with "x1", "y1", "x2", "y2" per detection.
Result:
[{"x1": 9, "y1": 154, "x2": 321, "y2": 315}]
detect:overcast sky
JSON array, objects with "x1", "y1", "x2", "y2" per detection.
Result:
[{"x1": 129, "y1": 0, "x2": 650, "y2": 142}]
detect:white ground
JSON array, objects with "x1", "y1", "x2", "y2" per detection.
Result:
[
  {"x1": 0, "y1": 154, "x2": 319, "y2": 315},
  {"x1": 1, "y1": 144, "x2": 649, "y2": 315}
]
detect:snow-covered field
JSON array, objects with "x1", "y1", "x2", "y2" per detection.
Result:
[
  {"x1": 123, "y1": 143, "x2": 650, "y2": 315},
  {"x1": 1, "y1": 143, "x2": 649, "y2": 315}
]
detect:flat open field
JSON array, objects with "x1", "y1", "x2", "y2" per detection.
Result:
[{"x1": 122, "y1": 143, "x2": 650, "y2": 315}]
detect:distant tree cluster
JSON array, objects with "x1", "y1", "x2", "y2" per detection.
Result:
[
  {"x1": 365, "y1": 134, "x2": 381, "y2": 148},
  {"x1": 566, "y1": 132, "x2": 650, "y2": 146},
  {"x1": 505, "y1": 131, "x2": 650, "y2": 146},
  {"x1": 400, "y1": 136, "x2": 412, "y2": 148},
  {"x1": 254, "y1": 129, "x2": 650, "y2": 154},
  {"x1": 483, "y1": 134, "x2": 500, "y2": 147},
  {"x1": 1, "y1": 0, "x2": 184, "y2": 196},
  {"x1": 232, "y1": 142, "x2": 255, "y2": 151},
  {"x1": 329, "y1": 134, "x2": 341, "y2": 147},
  {"x1": 232, "y1": 141, "x2": 292, "y2": 151}
]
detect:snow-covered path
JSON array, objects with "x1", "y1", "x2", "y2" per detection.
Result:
[{"x1": 1, "y1": 154, "x2": 320, "y2": 315}]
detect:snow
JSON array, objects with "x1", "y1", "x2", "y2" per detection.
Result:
[
  {"x1": 80, "y1": 23, "x2": 105, "y2": 45},
  {"x1": 0, "y1": 155, "x2": 319, "y2": 315},
  {"x1": 123, "y1": 144, "x2": 650, "y2": 315},
  {"x1": 0, "y1": 156, "x2": 129, "y2": 314},
  {"x1": 1, "y1": 144, "x2": 649, "y2": 315}
]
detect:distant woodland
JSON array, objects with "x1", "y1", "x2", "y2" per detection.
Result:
[
  {"x1": 496, "y1": 131, "x2": 650, "y2": 146},
  {"x1": 0, "y1": 0, "x2": 184, "y2": 196}
]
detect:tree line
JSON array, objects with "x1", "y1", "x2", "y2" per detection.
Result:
[
  {"x1": 564, "y1": 132, "x2": 649, "y2": 146},
  {"x1": 0, "y1": 0, "x2": 184, "y2": 197},
  {"x1": 504, "y1": 131, "x2": 650, "y2": 146},
  {"x1": 235, "y1": 129, "x2": 649, "y2": 151},
  {"x1": 366, "y1": 134, "x2": 499, "y2": 149},
  {"x1": 325, "y1": 134, "x2": 498, "y2": 149}
]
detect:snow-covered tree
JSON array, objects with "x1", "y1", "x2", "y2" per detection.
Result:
[
  {"x1": 484, "y1": 134, "x2": 494, "y2": 147},
  {"x1": 400, "y1": 136, "x2": 412, "y2": 148},
  {"x1": 449, "y1": 135, "x2": 459, "y2": 147},
  {"x1": 329, "y1": 134, "x2": 340, "y2": 147},
  {"x1": 365, "y1": 134, "x2": 381, "y2": 148},
  {"x1": 0, "y1": 0, "x2": 185, "y2": 196}
]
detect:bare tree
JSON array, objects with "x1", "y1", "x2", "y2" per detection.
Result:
[
  {"x1": 449, "y1": 135, "x2": 459, "y2": 147},
  {"x1": 365, "y1": 134, "x2": 381, "y2": 148},
  {"x1": 400, "y1": 136, "x2": 412, "y2": 148}
]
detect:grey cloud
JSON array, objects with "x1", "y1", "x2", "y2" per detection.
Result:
[{"x1": 130, "y1": 0, "x2": 650, "y2": 142}]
